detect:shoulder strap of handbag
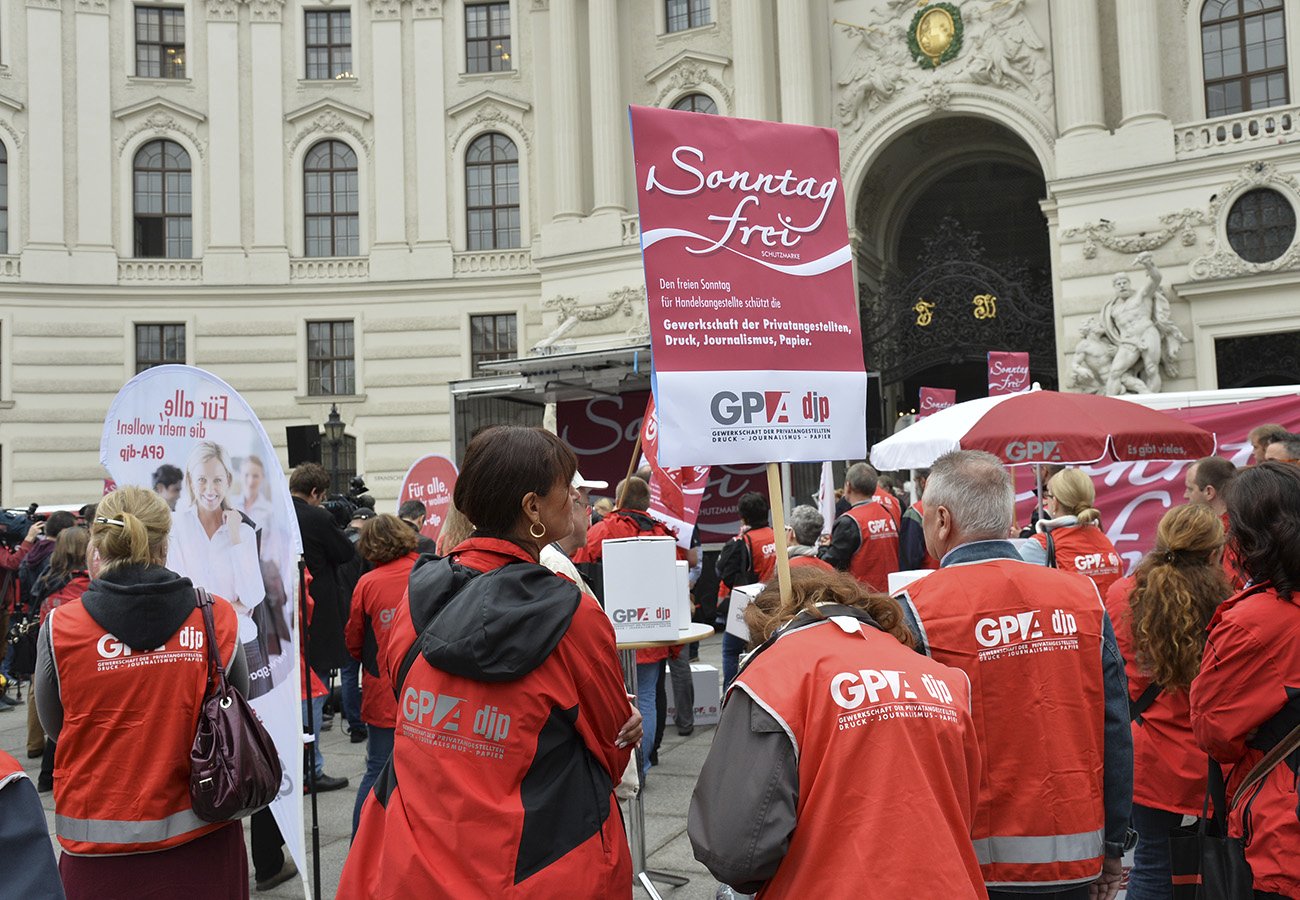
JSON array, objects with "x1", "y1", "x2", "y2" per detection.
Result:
[
  {"x1": 1044, "y1": 530, "x2": 1058, "y2": 569},
  {"x1": 1230, "y1": 719, "x2": 1300, "y2": 811},
  {"x1": 1130, "y1": 682, "x2": 1163, "y2": 724},
  {"x1": 194, "y1": 588, "x2": 223, "y2": 701}
]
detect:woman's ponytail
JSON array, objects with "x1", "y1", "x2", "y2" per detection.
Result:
[{"x1": 91, "y1": 486, "x2": 171, "y2": 571}]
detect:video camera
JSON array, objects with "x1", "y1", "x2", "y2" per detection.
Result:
[
  {"x1": 321, "y1": 475, "x2": 371, "y2": 529},
  {"x1": 0, "y1": 503, "x2": 40, "y2": 549}
]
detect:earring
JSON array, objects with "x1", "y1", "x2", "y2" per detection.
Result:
[{"x1": 529, "y1": 521, "x2": 546, "y2": 539}]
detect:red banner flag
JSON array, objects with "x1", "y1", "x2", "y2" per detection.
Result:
[
  {"x1": 641, "y1": 396, "x2": 711, "y2": 548},
  {"x1": 988, "y1": 351, "x2": 1031, "y2": 395},
  {"x1": 917, "y1": 387, "x2": 957, "y2": 419}
]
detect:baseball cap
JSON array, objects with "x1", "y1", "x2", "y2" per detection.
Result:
[
  {"x1": 350, "y1": 507, "x2": 376, "y2": 521},
  {"x1": 573, "y1": 471, "x2": 609, "y2": 490}
]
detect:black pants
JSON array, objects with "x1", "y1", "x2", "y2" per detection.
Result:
[
  {"x1": 987, "y1": 888, "x2": 1088, "y2": 900},
  {"x1": 249, "y1": 807, "x2": 284, "y2": 882}
]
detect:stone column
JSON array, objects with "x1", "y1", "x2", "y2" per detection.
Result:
[
  {"x1": 412, "y1": 0, "x2": 449, "y2": 249},
  {"x1": 731, "y1": 0, "x2": 769, "y2": 119},
  {"x1": 776, "y1": 0, "x2": 815, "y2": 124},
  {"x1": 549, "y1": 0, "x2": 583, "y2": 219},
  {"x1": 205, "y1": 0, "x2": 242, "y2": 252},
  {"x1": 1116, "y1": 2, "x2": 1165, "y2": 125},
  {"x1": 588, "y1": 0, "x2": 622, "y2": 213},
  {"x1": 1052, "y1": 0, "x2": 1105, "y2": 135},
  {"x1": 25, "y1": 0, "x2": 65, "y2": 252},
  {"x1": 74, "y1": 0, "x2": 112, "y2": 253},
  {"x1": 249, "y1": 0, "x2": 287, "y2": 257},
  {"x1": 370, "y1": 0, "x2": 407, "y2": 250}
]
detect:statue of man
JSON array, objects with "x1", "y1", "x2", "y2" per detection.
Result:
[
  {"x1": 1101, "y1": 252, "x2": 1177, "y2": 395},
  {"x1": 1069, "y1": 317, "x2": 1117, "y2": 394}
]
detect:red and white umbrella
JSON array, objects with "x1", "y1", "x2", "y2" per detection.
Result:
[{"x1": 870, "y1": 389, "x2": 1216, "y2": 471}]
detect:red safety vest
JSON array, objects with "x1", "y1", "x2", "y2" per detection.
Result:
[
  {"x1": 49, "y1": 597, "x2": 239, "y2": 856},
  {"x1": 1033, "y1": 524, "x2": 1123, "y2": 598},
  {"x1": 842, "y1": 502, "x2": 900, "y2": 592},
  {"x1": 744, "y1": 526, "x2": 778, "y2": 583},
  {"x1": 874, "y1": 487, "x2": 901, "y2": 525},
  {"x1": 899, "y1": 558, "x2": 1107, "y2": 889},
  {"x1": 0, "y1": 749, "x2": 24, "y2": 791},
  {"x1": 788, "y1": 554, "x2": 834, "y2": 572},
  {"x1": 735, "y1": 615, "x2": 986, "y2": 899}
]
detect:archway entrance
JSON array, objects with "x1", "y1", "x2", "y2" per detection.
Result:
[{"x1": 855, "y1": 117, "x2": 1055, "y2": 437}]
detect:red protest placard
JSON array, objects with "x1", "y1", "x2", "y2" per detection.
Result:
[
  {"x1": 641, "y1": 396, "x2": 710, "y2": 548},
  {"x1": 988, "y1": 351, "x2": 1031, "y2": 395},
  {"x1": 629, "y1": 105, "x2": 867, "y2": 467},
  {"x1": 917, "y1": 387, "x2": 956, "y2": 419},
  {"x1": 397, "y1": 454, "x2": 458, "y2": 542}
]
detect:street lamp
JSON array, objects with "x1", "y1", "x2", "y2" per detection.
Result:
[{"x1": 323, "y1": 403, "x2": 345, "y2": 493}]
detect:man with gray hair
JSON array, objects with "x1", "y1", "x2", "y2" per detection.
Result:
[
  {"x1": 818, "y1": 462, "x2": 900, "y2": 591},
  {"x1": 1263, "y1": 432, "x2": 1300, "y2": 465},
  {"x1": 896, "y1": 450, "x2": 1133, "y2": 900}
]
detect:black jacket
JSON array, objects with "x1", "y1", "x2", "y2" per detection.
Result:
[{"x1": 293, "y1": 496, "x2": 358, "y2": 671}]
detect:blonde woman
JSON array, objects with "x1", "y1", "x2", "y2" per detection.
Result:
[
  {"x1": 167, "y1": 441, "x2": 269, "y2": 697},
  {"x1": 35, "y1": 487, "x2": 248, "y2": 898},
  {"x1": 1020, "y1": 467, "x2": 1124, "y2": 597}
]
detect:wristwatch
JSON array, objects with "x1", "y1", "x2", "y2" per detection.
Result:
[{"x1": 1104, "y1": 828, "x2": 1139, "y2": 857}]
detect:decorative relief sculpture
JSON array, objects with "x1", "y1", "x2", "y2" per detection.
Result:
[
  {"x1": 1188, "y1": 161, "x2": 1300, "y2": 280},
  {"x1": 1062, "y1": 209, "x2": 1208, "y2": 260},
  {"x1": 836, "y1": 0, "x2": 1051, "y2": 128},
  {"x1": 1071, "y1": 253, "x2": 1187, "y2": 395},
  {"x1": 533, "y1": 287, "x2": 648, "y2": 354}
]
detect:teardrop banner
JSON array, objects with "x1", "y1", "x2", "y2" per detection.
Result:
[
  {"x1": 99, "y1": 365, "x2": 308, "y2": 889},
  {"x1": 629, "y1": 105, "x2": 868, "y2": 468},
  {"x1": 397, "y1": 454, "x2": 458, "y2": 542}
]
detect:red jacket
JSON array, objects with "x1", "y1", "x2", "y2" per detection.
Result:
[
  {"x1": 1032, "y1": 524, "x2": 1123, "y2": 599},
  {"x1": 576, "y1": 508, "x2": 684, "y2": 664},
  {"x1": 787, "y1": 554, "x2": 833, "y2": 573},
  {"x1": 40, "y1": 573, "x2": 90, "y2": 624},
  {"x1": 734, "y1": 614, "x2": 985, "y2": 899},
  {"x1": 1190, "y1": 582, "x2": 1300, "y2": 898},
  {"x1": 900, "y1": 556, "x2": 1108, "y2": 889},
  {"x1": 341, "y1": 538, "x2": 633, "y2": 898},
  {"x1": 346, "y1": 552, "x2": 419, "y2": 728},
  {"x1": 0, "y1": 540, "x2": 32, "y2": 613},
  {"x1": 1105, "y1": 576, "x2": 1206, "y2": 815}
]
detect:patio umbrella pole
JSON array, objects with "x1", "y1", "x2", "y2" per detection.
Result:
[{"x1": 1035, "y1": 463, "x2": 1043, "y2": 523}]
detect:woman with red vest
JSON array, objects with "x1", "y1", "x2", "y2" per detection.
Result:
[
  {"x1": 345, "y1": 512, "x2": 420, "y2": 837},
  {"x1": 1190, "y1": 462, "x2": 1300, "y2": 900},
  {"x1": 341, "y1": 426, "x2": 641, "y2": 898},
  {"x1": 1021, "y1": 468, "x2": 1123, "y2": 598},
  {"x1": 1104, "y1": 504, "x2": 1231, "y2": 900},
  {"x1": 33, "y1": 486, "x2": 248, "y2": 899},
  {"x1": 690, "y1": 568, "x2": 986, "y2": 899}
]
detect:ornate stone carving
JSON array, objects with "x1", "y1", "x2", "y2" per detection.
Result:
[
  {"x1": 534, "y1": 287, "x2": 648, "y2": 353},
  {"x1": 1189, "y1": 161, "x2": 1300, "y2": 280},
  {"x1": 248, "y1": 0, "x2": 285, "y2": 22},
  {"x1": 531, "y1": 0, "x2": 548, "y2": 10},
  {"x1": 651, "y1": 58, "x2": 734, "y2": 112},
  {"x1": 836, "y1": 0, "x2": 1052, "y2": 129},
  {"x1": 412, "y1": 0, "x2": 441, "y2": 18},
  {"x1": 74, "y1": 0, "x2": 110, "y2": 12},
  {"x1": 369, "y1": 0, "x2": 403, "y2": 19},
  {"x1": 1071, "y1": 253, "x2": 1186, "y2": 395},
  {"x1": 25, "y1": 0, "x2": 62, "y2": 9},
  {"x1": 118, "y1": 111, "x2": 206, "y2": 159},
  {"x1": 287, "y1": 110, "x2": 370, "y2": 155},
  {"x1": 449, "y1": 101, "x2": 531, "y2": 152},
  {"x1": 204, "y1": 0, "x2": 241, "y2": 21},
  {"x1": 0, "y1": 118, "x2": 24, "y2": 151},
  {"x1": 1062, "y1": 209, "x2": 1210, "y2": 260}
]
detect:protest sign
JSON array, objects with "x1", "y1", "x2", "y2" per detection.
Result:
[
  {"x1": 988, "y1": 351, "x2": 1031, "y2": 395},
  {"x1": 629, "y1": 105, "x2": 868, "y2": 467},
  {"x1": 917, "y1": 387, "x2": 956, "y2": 419},
  {"x1": 641, "y1": 396, "x2": 710, "y2": 548},
  {"x1": 1013, "y1": 393, "x2": 1300, "y2": 572},
  {"x1": 99, "y1": 365, "x2": 307, "y2": 882},
  {"x1": 397, "y1": 454, "x2": 458, "y2": 543}
]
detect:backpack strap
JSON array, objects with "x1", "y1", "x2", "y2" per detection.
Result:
[{"x1": 1129, "y1": 682, "x2": 1163, "y2": 724}]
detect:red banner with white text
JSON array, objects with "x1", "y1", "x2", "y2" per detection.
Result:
[
  {"x1": 640, "y1": 396, "x2": 710, "y2": 548},
  {"x1": 988, "y1": 351, "x2": 1032, "y2": 395},
  {"x1": 918, "y1": 387, "x2": 957, "y2": 419}
]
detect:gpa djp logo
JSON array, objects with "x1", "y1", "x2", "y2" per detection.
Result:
[{"x1": 710, "y1": 390, "x2": 830, "y2": 426}]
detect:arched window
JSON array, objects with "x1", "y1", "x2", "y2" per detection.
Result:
[
  {"x1": 304, "y1": 140, "x2": 360, "y2": 258},
  {"x1": 0, "y1": 141, "x2": 9, "y2": 254},
  {"x1": 133, "y1": 139, "x2": 191, "y2": 259},
  {"x1": 1202, "y1": 0, "x2": 1289, "y2": 118},
  {"x1": 465, "y1": 133, "x2": 520, "y2": 250},
  {"x1": 671, "y1": 93, "x2": 718, "y2": 115}
]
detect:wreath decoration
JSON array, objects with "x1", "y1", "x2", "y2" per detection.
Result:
[{"x1": 908, "y1": 3, "x2": 964, "y2": 70}]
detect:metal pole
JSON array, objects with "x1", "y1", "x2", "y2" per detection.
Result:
[{"x1": 299, "y1": 558, "x2": 322, "y2": 900}]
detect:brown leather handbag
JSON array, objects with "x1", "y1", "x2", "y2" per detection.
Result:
[{"x1": 190, "y1": 589, "x2": 283, "y2": 822}]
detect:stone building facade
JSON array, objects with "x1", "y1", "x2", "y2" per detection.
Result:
[{"x1": 2, "y1": 0, "x2": 1299, "y2": 505}]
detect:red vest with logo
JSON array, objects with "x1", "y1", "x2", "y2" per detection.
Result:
[
  {"x1": 744, "y1": 526, "x2": 778, "y2": 583},
  {"x1": 1033, "y1": 524, "x2": 1123, "y2": 599},
  {"x1": 788, "y1": 555, "x2": 834, "y2": 573},
  {"x1": 735, "y1": 616, "x2": 986, "y2": 900},
  {"x1": 49, "y1": 597, "x2": 239, "y2": 856},
  {"x1": 899, "y1": 559, "x2": 1107, "y2": 889},
  {"x1": 874, "y1": 487, "x2": 901, "y2": 525},
  {"x1": 843, "y1": 502, "x2": 900, "y2": 592}
]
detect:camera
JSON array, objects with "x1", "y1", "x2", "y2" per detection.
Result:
[{"x1": 0, "y1": 503, "x2": 38, "y2": 549}]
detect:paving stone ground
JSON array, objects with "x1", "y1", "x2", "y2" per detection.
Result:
[{"x1": 0, "y1": 635, "x2": 725, "y2": 899}]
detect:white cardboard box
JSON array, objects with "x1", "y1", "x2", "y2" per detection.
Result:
[
  {"x1": 602, "y1": 536, "x2": 680, "y2": 643},
  {"x1": 724, "y1": 582, "x2": 765, "y2": 643},
  {"x1": 667, "y1": 663, "x2": 722, "y2": 725}
]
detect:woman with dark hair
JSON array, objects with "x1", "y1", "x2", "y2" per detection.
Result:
[
  {"x1": 1104, "y1": 504, "x2": 1232, "y2": 900},
  {"x1": 1190, "y1": 462, "x2": 1300, "y2": 900},
  {"x1": 689, "y1": 568, "x2": 985, "y2": 898},
  {"x1": 345, "y1": 513, "x2": 420, "y2": 837},
  {"x1": 341, "y1": 426, "x2": 641, "y2": 898}
]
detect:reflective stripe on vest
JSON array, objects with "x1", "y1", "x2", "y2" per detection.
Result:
[
  {"x1": 973, "y1": 829, "x2": 1104, "y2": 866},
  {"x1": 56, "y1": 808, "x2": 210, "y2": 847}
]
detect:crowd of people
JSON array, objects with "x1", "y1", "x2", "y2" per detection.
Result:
[{"x1": 0, "y1": 422, "x2": 1298, "y2": 899}]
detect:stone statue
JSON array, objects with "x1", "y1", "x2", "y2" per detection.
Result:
[
  {"x1": 1082, "y1": 252, "x2": 1187, "y2": 395},
  {"x1": 1069, "y1": 317, "x2": 1120, "y2": 394},
  {"x1": 836, "y1": 21, "x2": 911, "y2": 128}
]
